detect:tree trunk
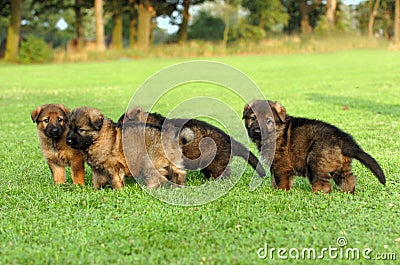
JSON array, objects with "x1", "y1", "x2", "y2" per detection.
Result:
[
  {"x1": 326, "y1": 0, "x2": 337, "y2": 31},
  {"x1": 94, "y1": 0, "x2": 105, "y2": 51},
  {"x1": 137, "y1": 0, "x2": 155, "y2": 50},
  {"x1": 75, "y1": 0, "x2": 84, "y2": 49},
  {"x1": 259, "y1": 13, "x2": 265, "y2": 31},
  {"x1": 299, "y1": 0, "x2": 312, "y2": 35},
  {"x1": 112, "y1": 0, "x2": 123, "y2": 49},
  {"x1": 222, "y1": 7, "x2": 231, "y2": 47},
  {"x1": 395, "y1": 0, "x2": 400, "y2": 44},
  {"x1": 222, "y1": 0, "x2": 232, "y2": 47},
  {"x1": 368, "y1": 0, "x2": 380, "y2": 38},
  {"x1": 177, "y1": 0, "x2": 190, "y2": 43},
  {"x1": 5, "y1": 0, "x2": 22, "y2": 62},
  {"x1": 129, "y1": 0, "x2": 138, "y2": 48}
]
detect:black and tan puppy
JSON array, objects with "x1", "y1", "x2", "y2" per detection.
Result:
[
  {"x1": 31, "y1": 104, "x2": 85, "y2": 185},
  {"x1": 118, "y1": 107, "x2": 266, "y2": 179},
  {"x1": 243, "y1": 100, "x2": 386, "y2": 194},
  {"x1": 66, "y1": 107, "x2": 191, "y2": 189}
]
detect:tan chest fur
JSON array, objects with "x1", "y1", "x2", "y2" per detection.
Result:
[{"x1": 39, "y1": 131, "x2": 74, "y2": 167}]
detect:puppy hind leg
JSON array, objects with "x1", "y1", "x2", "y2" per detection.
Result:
[
  {"x1": 309, "y1": 164, "x2": 332, "y2": 193},
  {"x1": 311, "y1": 178, "x2": 332, "y2": 194},
  {"x1": 200, "y1": 168, "x2": 212, "y2": 179},
  {"x1": 206, "y1": 164, "x2": 230, "y2": 180},
  {"x1": 220, "y1": 165, "x2": 231, "y2": 179},
  {"x1": 309, "y1": 165, "x2": 332, "y2": 193},
  {"x1": 308, "y1": 151, "x2": 333, "y2": 194}
]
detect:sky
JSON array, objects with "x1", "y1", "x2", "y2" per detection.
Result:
[{"x1": 343, "y1": 0, "x2": 365, "y2": 4}]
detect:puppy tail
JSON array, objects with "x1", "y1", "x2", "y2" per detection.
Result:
[
  {"x1": 179, "y1": 128, "x2": 194, "y2": 145},
  {"x1": 232, "y1": 139, "x2": 266, "y2": 178},
  {"x1": 343, "y1": 144, "x2": 386, "y2": 185}
]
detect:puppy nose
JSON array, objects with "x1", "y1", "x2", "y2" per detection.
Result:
[
  {"x1": 52, "y1": 128, "x2": 59, "y2": 133},
  {"x1": 66, "y1": 138, "x2": 72, "y2": 145},
  {"x1": 253, "y1": 128, "x2": 261, "y2": 134}
]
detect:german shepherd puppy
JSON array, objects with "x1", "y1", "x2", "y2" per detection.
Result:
[
  {"x1": 118, "y1": 107, "x2": 266, "y2": 179},
  {"x1": 31, "y1": 104, "x2": 85, "y2": 185},
  {"x1": 243, "y1": 100, "x2": 386, "y2": 193},
  {"x1": 66, "y1": 107, "x2": 192, "y2": 189}
]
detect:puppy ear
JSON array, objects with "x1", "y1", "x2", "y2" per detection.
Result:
[
  {"x1": 31, "y1": 105, "x2": 45, "y2": 123},
  {"x1": 127, "y1": 107, "x2": 145, "y2": 122},
  {"x1": 117, "y1": 107, "x2": 144, "y2": 124},
  {"x1": 89, "y1": 112, "x2": 104, "y2": 131},
  {"x1": 242, "y1": 103, "x2": 252, "y2": 119},
  {"x1": 117, "y1": 113, "x2": 125, "y2": 124},
  {"x1": 56, "y1": 104, "x2": 70, "y2": 119},
  {"x1": 271, "y1": 101, "x2": 286, "y2": 123}
]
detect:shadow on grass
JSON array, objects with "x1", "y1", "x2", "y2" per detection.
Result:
[{"x1": 305, "y1": 93, "x2": 400, "y2": 117}]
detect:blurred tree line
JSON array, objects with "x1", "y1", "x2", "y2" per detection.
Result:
[{"x1": 1, "y1": 0, "x2": 400, "y2": 62}]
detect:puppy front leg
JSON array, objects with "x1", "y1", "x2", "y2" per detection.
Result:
[
  {"x1": 168, "y1": 165, "x2": 187, "y2": 186},
  {"x1": 109, "y1": 168, "x2": 125, "y2": 190},
  {"x1": 271, "y1": 167, "x2": 294, "y2": 191},
  {"x1": 70, "y1": 158, "x2": 85, "y2": 185},
  {"x1": 92, "y1": 170, "x2": 109, "y2": 189},
  {"x1": 143, "y1": 166, "x2": 170, "y2": 188},
  {"x1": 48, "y1": 162, "x2": 66, "y2": 184}
]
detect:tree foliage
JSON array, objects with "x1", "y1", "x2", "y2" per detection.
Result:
[
  {"x1": 2, "y1": 0, "x2": 399, "y2": 61},
  {"x1": 188, "y1": 10, "x2": 225, "y2": 41},
  {"x1": 18, "y1": 35, "x2": 53, "y2": 63},
  {"x1": 242, "y1": 0, "x2": 289, "y2": 31},
  {"x1": 356, "y1": 0, "x2": 396, "y2": 39}
]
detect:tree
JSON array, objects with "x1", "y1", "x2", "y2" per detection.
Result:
[
  {"x1": 111, "y1": 0, "x2": 123, "y2": 49},
  {"x1": 298, "y1": 0, "x2": 312, "y2": 35},
  {"x1": 368, "y1": 0, "x2": 381, "y2": 37},
  {"x1": 326, "y1": 0, "x2": 337, "y2": 31},
  {"x1": 395, "y1": 0, "x2": 400, "y2": 43},
  {"x1": 222, "y1": 0, "x2": 241, "y2": 47},
  {"x1": 74, "y1": 0, "x2": 84, "y2": 47},
  {"x1": 159, "y1": 0, "x2": 207, "y2": 43},
  {"x1": 29, "y1": 0, "x2": 93, "y2": 48},
  {"x1": 5, "y1": 0, "x2": 22, "y2": 62},
  {"x1": 178, "y1": 0, "x2": 191, "y2": 43},
  {"x1": 94, "y1": 0, "x2": 105, "y2": 51},
  {"x1": 188, "y1": 10, "x2": 225, "y2": 41},
  {"x1": 137, "y1": 0, "x2": 155, "y2": 50},
  {"x1": 129, "y1": 0, "x2": 138, "y2": 48},
  {"x1": 242, "y1": 0, "x2": 289, "y2": 33},
  {"x1": 356, "y1": 0, "x2": 394, "y2": 39}
]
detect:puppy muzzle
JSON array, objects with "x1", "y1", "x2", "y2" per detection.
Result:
[
  {"x1": 249, "y1": 127, "x2": 262, "y2": 140},
  {"x1": 45, "y1": 126, "x2": 63, "y2": 139}
]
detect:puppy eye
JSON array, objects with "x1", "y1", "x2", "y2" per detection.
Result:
[
  {"x1": 250, "y1": 116, "x2": 256, "y2": 121},
  {"x1": 43, "y1": 118, "x2": 49, "y2": 123},
  {"x1": 77, "y1": 128, "x2": 86, "y2": 134},
  {"x1": 58, "y1": 117, "x2": 63, "y2": 122},
  {"x1": 266, "y1": 118, "x2": 273, "y2": 125}
]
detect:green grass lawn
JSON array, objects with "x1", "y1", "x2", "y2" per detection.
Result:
[{"x1": 0, "y1": 50, "x2": 399, "y2": 264}]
